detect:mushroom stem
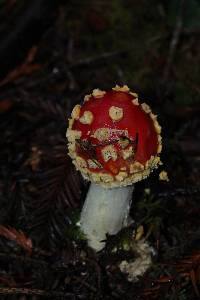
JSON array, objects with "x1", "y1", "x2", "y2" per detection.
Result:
[{"x1": 80, "y1": 183, "x2": 134, "y2": 251}]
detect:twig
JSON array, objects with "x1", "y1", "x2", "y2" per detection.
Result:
[
  {"x1": 0, "y1": 287, "x2": 74, "y2": 298},
  {"x1": 163, "y1": 0, "x2": 185, "y2": 83},
  {"x1": 69, "y1": 49, "x2": 128, "y2": 68},
  {"x1": 0, "y1": 46, "x2": 41, "y2": 87},
  {"x1": 67, "y1": 35, "x2": 74, "y2": 64},
  {"x1": 0, "y1": 251, "x2": 78, "y2": 273},
  {"x1": 0, "y1": 252, "x2": 49, "y2": 268},
  {"x1": 141, "y1": 250, "x2": 200, "y2": 298},
  {"x1": 84, "y1": 257, "x2": 102, "y2": 291},
  {"x1": 175, "y1": 74, "x2": 200, "y2": 96},
  {"x1": 75, "y1": 277, "x2": 97, "y2": 293},
  {"x1": 158, "y1": 186, "x2": 200, "y2": 198}
]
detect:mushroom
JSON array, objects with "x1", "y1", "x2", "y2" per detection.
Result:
[{"x1": 66, "y1": 85, "x2": 162, "y2": 251}]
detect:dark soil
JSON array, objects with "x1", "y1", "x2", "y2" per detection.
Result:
[{"x1": 0, "y1": 1, "x2": 200, "y2": 299}]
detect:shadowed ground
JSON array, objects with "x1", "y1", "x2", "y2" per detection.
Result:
[{"x1": 0, "y1": 1, "x2": 200, "y2": 299}]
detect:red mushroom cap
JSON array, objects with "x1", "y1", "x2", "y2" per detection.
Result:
[{"x1": 67, "y1": 85, "x2": 162, "y2": 187}]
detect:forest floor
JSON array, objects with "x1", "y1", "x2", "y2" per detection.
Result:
[{"x1": 0, "y1": 1, "x2": 200, "y2": 299}]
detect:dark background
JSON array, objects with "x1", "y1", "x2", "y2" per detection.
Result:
[{"x1": 0, "y1": 1, "x2": 200, "y2": 299}]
